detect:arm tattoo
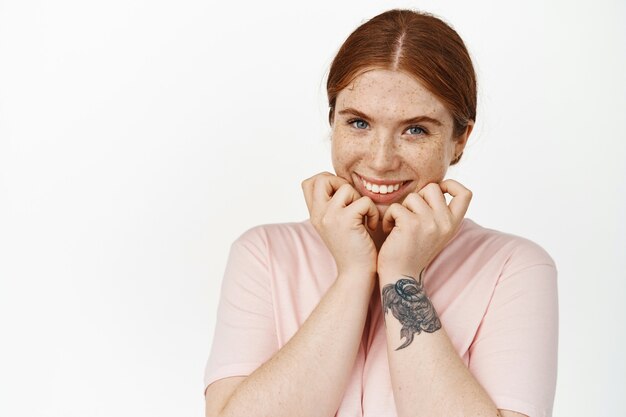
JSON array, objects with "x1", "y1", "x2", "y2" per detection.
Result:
[{"x1": 381, "y1": 270, "x2": 441, "y2": 350}]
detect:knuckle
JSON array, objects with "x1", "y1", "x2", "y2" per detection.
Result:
[
  {"x1": 337, "y1": 183, "x2": 354, "y2": 196},
  {"x1": 404, "y1": 193, "x2": 419, "y2": 204},
  {"x1": 320, "y1": 211, "x2": 338, "y2": 225},
  {"x1": 407, "y1": 221, "x2": 420, "y2": 233},
  {"x1": 425, "y1": 183, "x2": 439, "y2": 192},
  {"x1": 320, "y1": 215, "x2": 330, "y2": 228},
  {"x1": 424, "y1": 223, "x2": 438, "y2": 235}
]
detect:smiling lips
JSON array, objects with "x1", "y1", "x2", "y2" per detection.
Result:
[
  {"x1": 361, "y1": 177, "x2": 404, "y2": 194},
  {"x1": 357, "y1": 174, "x2": 410, "y2": 204}
]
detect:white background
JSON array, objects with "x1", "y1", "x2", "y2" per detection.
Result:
[{"x1": 1, "y1": 0, "x2": 624, "y2": 416}]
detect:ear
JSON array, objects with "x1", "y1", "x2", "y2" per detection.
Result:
[{"x1": 453, "y1": 121, "x2": 473, "y2": 157}]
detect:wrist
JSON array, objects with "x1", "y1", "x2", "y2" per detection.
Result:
[
  {"x1": 378, "y1": 266, "x2": 425, "y2": 285},
  {"x1": 335, "y1": 269, "x2": 377, "y2": 296}
]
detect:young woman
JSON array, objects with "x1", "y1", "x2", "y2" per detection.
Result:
[{"x1": 204, "y1": 9, "x2": 558, "y2": 417}]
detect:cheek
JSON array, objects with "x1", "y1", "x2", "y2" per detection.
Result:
[
  {"x1": 404, "y1": 141, "x2": 450, "y2": 181},
  {"x1": 331, "y1": 131, "x2": 362, "y2": 173},
  {"x1": 426, "y1": 142, "x2": 452, "y2": 177},
  {"x1": 424, "y1": 158, "x2": 448, "y2": 179}
]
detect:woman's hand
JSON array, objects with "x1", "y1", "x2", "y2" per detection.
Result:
[
  {"x1": 302, "y1": 172, "x2": 380, "y2": 280},
  {"x1": 377, "y1": 180, "x2": 472, "y2": 279}
]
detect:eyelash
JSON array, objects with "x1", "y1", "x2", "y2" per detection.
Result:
[
  {"x1": 346, "y1": 118, "x2": 429, "y2": 136},
  {"x1": 348, "y1": 118, "x2": 369, "y2": 130},
  {"x1": 406, "y1": 125, "x2": 428, "y2": 135}
]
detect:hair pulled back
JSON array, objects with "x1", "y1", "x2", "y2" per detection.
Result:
[{"x1": 327, "y1": 9, "x2": 476, "y2": 146}]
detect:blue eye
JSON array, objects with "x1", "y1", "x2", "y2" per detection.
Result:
[
  {"x1": 349, "y1": 119, "x2": 369, "y2": 129},
  {"x1": 406, "y1": 125, "x2": 427, "y2": 135}
]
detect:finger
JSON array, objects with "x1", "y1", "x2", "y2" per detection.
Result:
[
  {"x1": 348, "y1": 196, "x2": 379, "y2": 230},
  {"x1": 382, "y1": 203, "x2": 409, "y2": 234},
  {"x1": 418, "y1": 183, "x2": 448, "y2": 213},
  {"x1": 439, "y1": 179, "x2": 472, "y2": 219},
  {"x1": 313, "y1": 174, "x2": 350, "y2": 204},
  {"x1": 327, "y1": 183, "x2": 362, "y2": 209},
  {"x1": 301, "y1": 171, "x2": 334, "y2": 191},
  {"x1": 401, "y1": 192, "x2": 431, "y2": 216},
  {"x1": 301, "y1": 177, "x2": 315, "y2": 214},
  {"x1": 302, "y1": 172, "x2": 334, "y2": 213}
]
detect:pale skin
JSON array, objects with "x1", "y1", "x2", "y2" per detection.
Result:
[{"x1": 205, "y1": 69, "x2": 527, "y2": 417}]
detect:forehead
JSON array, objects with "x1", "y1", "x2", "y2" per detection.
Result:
[{"x1": 336, "y1": 69, "x2": 450, "y2": 122}]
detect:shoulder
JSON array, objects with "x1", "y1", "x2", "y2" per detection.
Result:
[
  {"x1": 445, "y1": 219, "x2": 556, "y2": 276},
  {"x1": 451, "y1": 219, "x2": 554, "y2": 266},
  {"x1": 232, "y1": 219, "x2": 326, "y2": 258},
  {"x1": 230, "y1": 220, "x2": 335, "y2": 295},
  {"x1": 234, "y1": 219, "x2": 318, "y2": 245}
]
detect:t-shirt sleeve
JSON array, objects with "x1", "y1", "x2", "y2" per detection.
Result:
[
  {"x1": 468, "y1": 242, "x2": 559, "y2": 417},
  {"x1": 204, "y1": 227, "x2": 278, "y2": 392}
]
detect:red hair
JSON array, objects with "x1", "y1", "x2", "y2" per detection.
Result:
[{"x1": 327, "y1": 9, "x2": 476, "y2": 149}]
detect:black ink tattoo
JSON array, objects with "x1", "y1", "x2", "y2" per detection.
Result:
[{"x1": 381, "y1": 270, "x2": 441, "y2": 350}]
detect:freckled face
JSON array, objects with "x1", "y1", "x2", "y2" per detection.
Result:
[{"x1": 331, "y1": 69, "x2": 468, "y2": 216}]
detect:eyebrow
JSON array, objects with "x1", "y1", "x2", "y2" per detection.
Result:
[{"x1": 337, "y1": 107, "x2": 443, "y2": 126}]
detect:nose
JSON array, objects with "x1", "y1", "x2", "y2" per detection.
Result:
[{"x1": 368, "y1": 131, "x2": 400, "y2": 173}]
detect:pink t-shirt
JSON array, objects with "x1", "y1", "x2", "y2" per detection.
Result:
[{"x1": 204, "y1": 218, "x2": 558, "y2": 417}]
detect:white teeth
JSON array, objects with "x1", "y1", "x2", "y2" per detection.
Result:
[{"x1": 360, "y1": 177, "x2": 404, "y2": 195}]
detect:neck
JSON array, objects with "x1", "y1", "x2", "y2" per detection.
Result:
[{"x1": 370, "y1": 223, "x2": 389, "y2": 252}]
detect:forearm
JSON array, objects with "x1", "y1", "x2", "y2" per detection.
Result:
[
  {"x1": 219, "y1": 273, "x2": 374, "y2": 417},
  {"x1": 380, "y1": 272, "x2": 500, "y2": 417}
]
